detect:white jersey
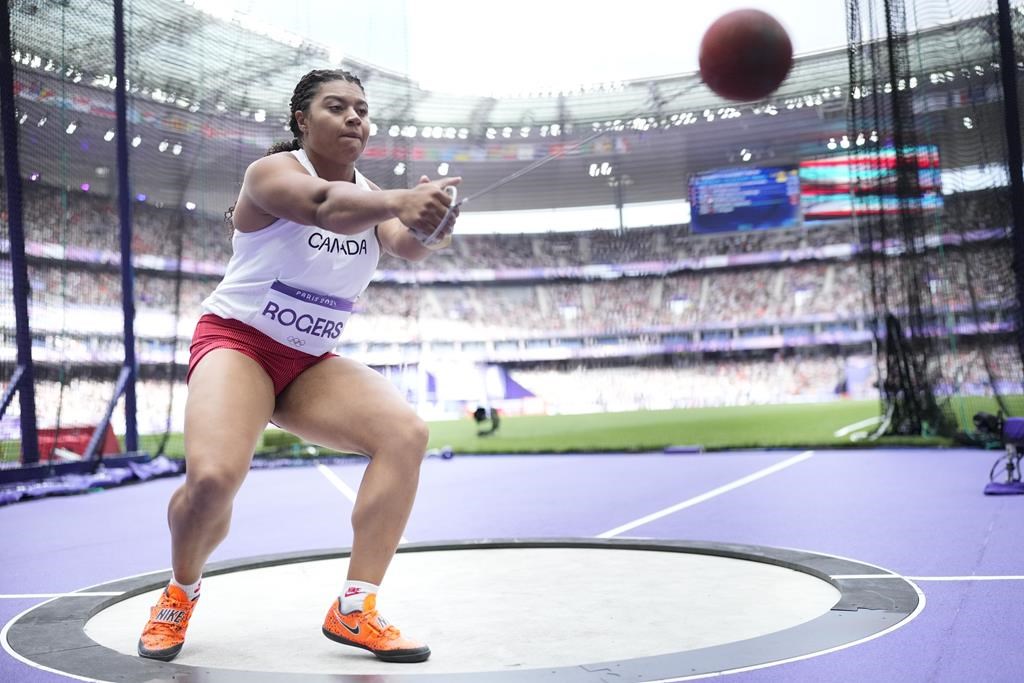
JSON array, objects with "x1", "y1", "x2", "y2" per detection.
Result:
[{"x1": 201, "y1": 149, "x2": 381, "y2": 356}]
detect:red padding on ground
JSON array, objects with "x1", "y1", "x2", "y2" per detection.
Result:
[{"x1": 36, "y1": 424, "x2": 120, "y2": 460}]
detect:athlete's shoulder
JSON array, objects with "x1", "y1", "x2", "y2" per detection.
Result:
[{"x1": 245, "y1": 151, "x2": 305, "y2": 179}]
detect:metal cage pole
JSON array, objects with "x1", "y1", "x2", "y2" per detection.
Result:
[
  {"x1": 996, "y1": 0, "x2": 1024, "y2": 370},
  {"x1": 84, "y1": 0, "x2": 138, "y2": 460},
  {"x1": 0, "y1": 3, "x2": 40, "y2": 464},
  {"x1": 114, "y1": 0, "x2": 138, "y2": 453}
]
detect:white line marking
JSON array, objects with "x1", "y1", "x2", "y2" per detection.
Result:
[
  {"x1": 909, "y1": 575, "x2": 1024, "y2": 582},
  {"x1": 596, "y1": 450, "x2": 815, "y2": 539},
  {"x1": 830, "y1": 574, "x2": 900, "y2": 579},
  {"x1": 833, "y1": 574, "x2": 1024, "y2": 581},
  {"x1": 316, "y1": 463, "x2": 409, "y2": 544},
  {"x1": 0, "y1": 592, "x2": 123, "y2": 599},
  {"x1": 645, "y1": 548, "x2": 928, "y2": 682},
  {"x1": 2, "y1": 567, "x2": 177, "y2": 683},
  {"x1": 316, "y1": 463, "x2": 360, "y2": 500},
  {"x1": 2, "y1": 601, "x2": 113, "y2": 683},
  {"x1": 833, "y1": 416, "x2": 883, "y2": 438}
]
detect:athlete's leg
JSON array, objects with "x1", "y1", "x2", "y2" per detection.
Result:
[
  {"x1": 272, "y1": 356, "x2": 428, "y2": 584},
  {"x1": 140, "y1": 348, "x2": 276, "y2": 661},
  {"x1": 168, "y1": 349, "x2": 276, "y2": 583}
]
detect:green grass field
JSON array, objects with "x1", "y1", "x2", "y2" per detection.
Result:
[
  {"x1": 419, "y1": 399, "x2": 960, "y2": 453},
  {"x1": 6, "y1": 396, "x2": 1013, "y2": 463},
  {"x1": 137, "y1": 399, "x2": 943, "y2": 457}
]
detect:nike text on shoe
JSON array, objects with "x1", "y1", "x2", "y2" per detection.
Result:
[
  {"x1": 322, "y1": 594, "x2": 430, "y2": 663},
  {"x1": 137, "y1": 585, "x2": 198, "y2": 662}
]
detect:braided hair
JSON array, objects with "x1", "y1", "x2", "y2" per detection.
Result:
[
  {"x1": 266, "y1": 68, "x2": 365, "y2": 155},
  {"x1": 226, "y1": 69, "x2": 365, "y2": 229}
]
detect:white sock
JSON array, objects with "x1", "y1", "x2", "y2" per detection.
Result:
[
  {"x1": 170, "y1": 576, "x2": 201, "y2": 601},
  {"x1": 340, "y1": 580, "x2": 378, "y2": 614}
]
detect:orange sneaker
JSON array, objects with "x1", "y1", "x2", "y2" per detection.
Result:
[
  {"x1": 137, "y1": 585, "x2": 198, "y2": 661},
  {"x1": 322, "y1": 593, "x2": 430, "y2": 663}
]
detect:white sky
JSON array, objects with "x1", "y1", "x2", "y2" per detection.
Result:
[{"x1": 198, "y1": 0, "x2": 854, "y2": 96}]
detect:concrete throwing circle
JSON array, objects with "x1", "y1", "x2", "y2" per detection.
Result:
[{"x1": 4, "y1": 539, "x2": 920, "y2": 682}]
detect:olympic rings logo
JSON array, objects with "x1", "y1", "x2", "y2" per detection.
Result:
[{"x1": 286, "y1": 336, "x2": 306, "y2": 347}]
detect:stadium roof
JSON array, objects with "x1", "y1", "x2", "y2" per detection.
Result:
[{"x1": 8, "y1": 2, "x2": 1013, "y2": 213}]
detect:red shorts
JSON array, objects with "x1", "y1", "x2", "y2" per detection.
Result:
[{"x1": 188, "y1": 314, "x2": 336, "y2": 396}]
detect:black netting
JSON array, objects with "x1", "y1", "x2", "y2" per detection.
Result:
[
  {"x1": 8, "y1": 1, "x2": 120, "y2": 462},
  {"x1": 4, "y1": 1, "x2": 1024, "y2": 464},
  {"x1": 847, "y1": 0, "x2": 1024, "y2": 436}
]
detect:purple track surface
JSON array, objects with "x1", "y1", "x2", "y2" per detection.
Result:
[{"x1": 2, "y1": 448, "x2": 1023, "y2": 682}]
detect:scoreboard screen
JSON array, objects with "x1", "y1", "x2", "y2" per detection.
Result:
[
  {"x1": 689, "y1": 166, "x2": 801, "y2": 234},
  {"x1": 799, "y1": 145, "x2": 943, "y2": 219}
]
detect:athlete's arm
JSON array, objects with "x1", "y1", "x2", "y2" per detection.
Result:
[
  {"x1": 367, "y1": 176, "x2": 461, "y2": 262},
  {"x1": 240, "y1": 153, "x2": 457, "y2": 236}
]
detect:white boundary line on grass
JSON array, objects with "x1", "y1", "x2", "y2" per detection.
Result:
[
  {"x1": 596, "y1": 450, "x2": 815, "y2": 538},
  {"x1": 833, "y1": 415, "x2": 884, "y2": 438}
]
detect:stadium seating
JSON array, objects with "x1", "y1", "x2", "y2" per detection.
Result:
[{"x1": 2, "y1": 182, "x2": 1017, "y2": 431}]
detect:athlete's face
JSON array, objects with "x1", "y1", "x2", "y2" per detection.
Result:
[{"x1": 297, "y1": 80, "x2": 370, "y2": 162}]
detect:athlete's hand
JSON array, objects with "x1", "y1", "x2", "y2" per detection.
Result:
[
  {"x1": 393, "y1": 176, "x2": 461, "y2": 235},
  {"x1": 418, "y1": 174, "x2": 461, "y2": 236}
]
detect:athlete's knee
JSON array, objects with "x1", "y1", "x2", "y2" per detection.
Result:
[
  {"x1": 402, "y1": 415, "x2": 430, "y2": 456},
  {"x1": 383, "y1": 415, "x2": 429, "y2": 462},
  {"x1": 185, "y1": 469, "x2": 243, "y2": 512}
]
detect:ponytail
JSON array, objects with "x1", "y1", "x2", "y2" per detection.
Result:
[{"x1": 266, "y1": 137, "x2": 302, "y2": 156}]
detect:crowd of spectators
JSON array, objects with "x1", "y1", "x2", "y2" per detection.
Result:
[
  {"x1": 511, "y1": 343, "x2": 1023, "y2": 414},
  {"x1": 1, "y1": 377, "x2": 188, "y2": 437},
  {"x1": 939, "y1": 188, "x2": 1011, "y2": 234},
  {"x1": 510, "y1": 354, "x2": 853, "y2": 412},
  {"x1": 3, "y1": 180, "x2": 1018, "y2": 436},
  {"x1": 862, "y1": 248, "x2": 1014, "y2": 313},
  {"x1": 10, "y1": 344, "x2": 1019, "y2": 436},
  {"x1": 1, "y1": 354, "x2": 853, "y2": 434},
  {"x1": 0, "y1": 183, "x2": 1005, "y2": 353},
  {"x1": 17, "y1": 183, "x2": 232, "y2": 263},
  {"x1": 9, "y1": 183, "x2": 1006, "y2": 274},
  {"x1": 18, "y1": 245, "x2": 1014, "y2": 343},
  {"x1": 935, "y1": 344, "x2": 1024, "y2": 392}
]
